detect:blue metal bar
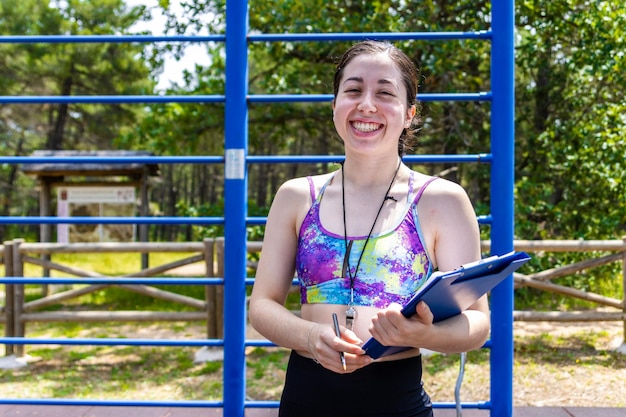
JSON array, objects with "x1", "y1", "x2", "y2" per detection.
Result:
[
  {"x1": 223, "y1": 2, "x2": 249, "y2": 416},
  {"x1": 244, "y1": 400, "x2": 491, "y2": 409},
  {"x1": 245, "y1": 340, "x2": 276, "y2": 347},
  {"x1": 0, "y1": 156, "x2": 224, "y2": 164},
  {"x1": 0, "y1": 212, "x2": 485, "y2": 230},
  {"x1": 0, "y1": 35, "x2": 225, "y2": 44},
  {"x1": 0, "y1": 337, "x2": 222, "y2": 347},
  {"x1": 248, "y1": 92, "x2": 492, "y2": 103},
  {"x1": 433, "y1": 402, "x2": 491, "y2": 409},
  {"x1": 247, "y1": 31, "x2": 492, "y2": 42},
  {"x1": 247, "y1": 214, "x2": 493, "y2": 226},
  {"x1": 0, "y1": 399, "x2": 223, "y2": 408},
  {"x1": 0, "y1": 92, "x2": 489, "y2": 104},
  {"x1": 0, "y1": 278, "x2": 223, "y2": 285},
  {"x1": 0, "y1": 31, "x2": 491, "y2": 45},
  {"x1": 477, "y1": 215, "x2": 493, "y2": 225},
  {"x1": 0, "y1": 153, "x2": 491, "y2": 165},
  {"x1": 0, "y1": 397, "x2": 487, "y2": 411},
  {"x1": 0, "y1": 336, "x2": 269, "y2": 348},
  {"x1": 247, "y1": 154, "x2": 492, "y2": 164},
  {"x1": 489, "y1": 1, "x2": 516, "y2": 417},
  {"x1": 0, "y1": 337, "x2": 276, "y2": 347},
  {"x1": 0, "y1": 217, "x2": 223, "y2": 225},
  {"x1": 0, "y1": 95, "x2": 224, "y2": 104}
]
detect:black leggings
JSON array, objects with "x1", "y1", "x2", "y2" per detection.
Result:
[{"x1": 279, "y1": 351, "x2": 433, "y2": 417}]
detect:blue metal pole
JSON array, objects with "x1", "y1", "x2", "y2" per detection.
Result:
[
  {"x1": 489, "y1": 1, "x2": 516, "y2": 417},
  {"x1": 224, "y1": 1, "x2": 249, "y2": 417}
]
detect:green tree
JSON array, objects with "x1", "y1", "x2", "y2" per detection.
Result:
[
  {"x1": 515, "y1": 0, "x2": 626, "y2": 240},
  {"x1": 0, "y1": 0, "x2": 157, "y2": 240}
]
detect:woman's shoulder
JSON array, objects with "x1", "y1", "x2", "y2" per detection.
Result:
[
  {"x1": 277, "y1": 172, "x2": 336, "y2": 195},
  {"x1": 411, "y1": 172, "x2": 473, "y2": 210},
  {"x1": 273, "y1": 172, "x2": 336, "y2": 203},
  {"x1": 412, "y1": 172, "x2": 468, "y2": 195}
]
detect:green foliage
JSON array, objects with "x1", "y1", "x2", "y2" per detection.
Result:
[
  {"x1": 0, "y1": 0, "x2": 158, "y2": 240},
  {"x1": 515, "y1": 0, "x2": 626, "y2": 240},
  {"x1": 511, "y1": 1, "x2": 626, "y2": 308}
]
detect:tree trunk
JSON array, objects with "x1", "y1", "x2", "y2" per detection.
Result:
[
  {"x1": 47, "y1": 63, "x2": 75, "y2": 150},
  {"x1": 0, "y1": 135, "x2": 25, "y2": 241}
]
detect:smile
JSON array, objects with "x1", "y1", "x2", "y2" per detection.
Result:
[{"x1": 352, "y1": 121, "x2": 382, "y2": 133}]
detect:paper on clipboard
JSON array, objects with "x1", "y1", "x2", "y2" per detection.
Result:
[{"x1": 362, "y1": 251, "x2": 531, "y2": 359}]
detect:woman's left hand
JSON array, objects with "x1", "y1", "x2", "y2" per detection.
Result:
[{"x1": 368, "y1": 301, "x2": 434, "y2": 349}]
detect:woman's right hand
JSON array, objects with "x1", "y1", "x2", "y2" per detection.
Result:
[{"x1": 306, "y1": 322, "x2": 372, "y2": 374}]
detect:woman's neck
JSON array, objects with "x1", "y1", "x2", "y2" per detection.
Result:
[{"x1": 341, "y1": 156, "x2": 403, "y2": 188}]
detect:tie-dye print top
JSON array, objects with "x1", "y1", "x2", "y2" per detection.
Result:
[{"x1": 296, "y1": 172, "x2": 437, "y2": 308}]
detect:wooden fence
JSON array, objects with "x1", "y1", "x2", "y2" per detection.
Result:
[
  {"x1": 505, "y1": 239, "x2": 626, "y2": 337},
  {"x1": 1, "y1": 238, "x2": 224, "y2": 356},
  {"x1": 1, "y1": 238, "x2": 625, "y2": 357}
]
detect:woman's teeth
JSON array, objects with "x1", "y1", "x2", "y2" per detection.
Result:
[{"x1": 352, "y1": 121, "x2": 381, "y2": 132}]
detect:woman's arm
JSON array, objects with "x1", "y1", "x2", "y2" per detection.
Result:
[
  {"x1": 249, "y1": 177, "x2": 369, "y2": 372},
  {"x1": 369, "y1": 178, "x2": 491, "y2": 354},
  {"x1": 249, "y1": 178, "x2": 312, "y2": 351}
]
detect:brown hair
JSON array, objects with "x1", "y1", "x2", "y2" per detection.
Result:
[{"x1": 333, "y1": 41, "x2": 420, "y2": 155}]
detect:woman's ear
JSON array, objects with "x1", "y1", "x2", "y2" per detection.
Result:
[{"x1": 405, "y1": 105, "x2": 417, "y2": 128}]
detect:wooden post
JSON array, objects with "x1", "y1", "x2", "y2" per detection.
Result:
[
  {"x1": 39, "y1": 178, "x2": 51, "y2": 296},
  {"x1": 622, "y1": 236, "x2": 626, "y2": 343},
  {"x1": 3, "y1": 241, "x2": 14, "y2": 356},
  {"x1": 12, "y1": 239, "x2": 25, "y2": 357},
  {"x1": 216, "y1": 237, "x2": 225, "y2": 339},
  {"x1": 204, "y1": 238, "x2": 217, "y2": 339},
  {"x1": 140, "y1": 167, "x2": 150, "y2": 270}
]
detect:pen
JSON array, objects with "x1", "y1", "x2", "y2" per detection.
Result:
[{"x1": 332, "y1": 313, "x2": 347, "y2": 371}]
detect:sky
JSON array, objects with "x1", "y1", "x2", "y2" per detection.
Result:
[{"x1": 125, "y1": 0, "x2": 212, "y2": 90}]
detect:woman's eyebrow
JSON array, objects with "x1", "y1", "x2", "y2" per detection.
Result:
[
  {"x1": 343, "y1": 76, "x2": 395, "y2": 86},
  {"x1": 343, "y1": 76, "x2": 363, "y2": 84}
]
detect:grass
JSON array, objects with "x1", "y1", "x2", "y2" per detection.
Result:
[
  {"x1": 2, "y1": 320, "x2": 625, "y2": 406},
  {"x1": 1, "y1": 342, "x2": 223, "y2": 400},
  {"x1": 0, "y1": 321, "x2": 283, "y2": 402}
]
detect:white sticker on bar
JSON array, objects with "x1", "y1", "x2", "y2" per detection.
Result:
[{"x1": 225, "y1": 148, "x2": 246, "y2": 179}]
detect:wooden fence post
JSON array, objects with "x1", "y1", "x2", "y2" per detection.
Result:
[
  {"x1": 204, "y1": 238, "x2": 217, "y2": 339},
  {"x1": 3, "y1": 241, "x2": 14, "y2": 356},
  {"x1": 216, "y1": 237, "x2": 225, "y2": 339},
  {"x1": 12, "y1": 239, "x2": 25, "y2": 357},
  {"x1": 622, "y1": 236, "x2": 626, "y2": 343}
]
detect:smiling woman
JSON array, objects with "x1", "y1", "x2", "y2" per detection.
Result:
[{"x1": 248, "y1": 40, "x2": 490, "y2": 417}]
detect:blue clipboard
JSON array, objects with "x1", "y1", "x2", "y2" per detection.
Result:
[{"x1": 362, "y1": 251, "x2": 531, "y2": 359}]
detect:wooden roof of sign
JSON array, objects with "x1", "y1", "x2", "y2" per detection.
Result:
[{"x1": 21, "y1": 150, "x2": 160, "y2": 178}]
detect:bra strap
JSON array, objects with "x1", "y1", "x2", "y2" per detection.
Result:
[{"x1": 412, "y1": 176, "x2": 439, "y2": 204}]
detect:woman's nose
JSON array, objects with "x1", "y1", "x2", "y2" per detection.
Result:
[{"x1": 357, "y1": 92, "x2": 376, "y2": 113}]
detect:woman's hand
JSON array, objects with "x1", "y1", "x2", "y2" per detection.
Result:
[
  {"x1": 307, "y1": 323, "x2": 372, "y2": 374},
  {"x1": 369, "y1": 299, "x2": 490, "y2": 354},
  {"x1": 368, "y1": 302, "x2": 435, "y2": 349}
]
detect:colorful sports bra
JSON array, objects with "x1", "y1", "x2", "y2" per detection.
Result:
[{"x1": 296, "y1": 172, "x2": 438, "y2": 309}]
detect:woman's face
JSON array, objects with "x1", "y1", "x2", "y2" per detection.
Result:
[{"x1": 333, "y1": 53, "x2": 416, "y2": 156}]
